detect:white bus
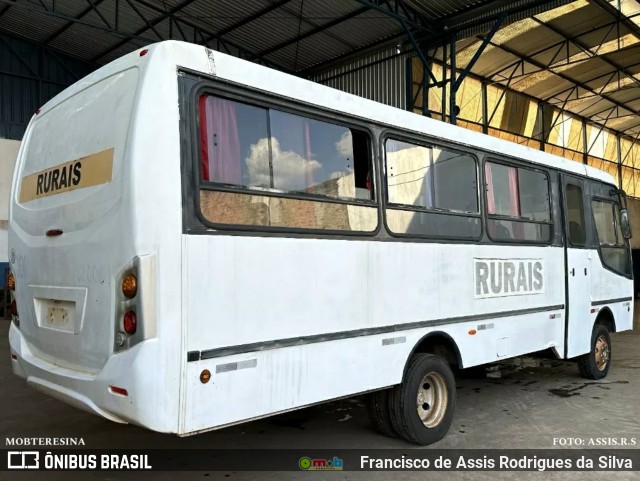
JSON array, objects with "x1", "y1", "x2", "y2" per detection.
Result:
[{"x1": 8, "y1": 41, "x2": 633, "y2": 445}]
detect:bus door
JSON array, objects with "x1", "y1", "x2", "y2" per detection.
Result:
[{"x1": 561, "y1": 175, "x2": 592, "y2": 358}]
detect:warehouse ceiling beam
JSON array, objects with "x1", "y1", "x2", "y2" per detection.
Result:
[
  {"x1": 251, "y1": 6, "x2": 371, "y2": 61},
  {"x1": 0, "y1": 3, "x2": 11, "y2": 19},
  {"x1": 277, "y1": 1, "x2": 360, "y2": 50},
  {"x1": 481, "y1": 38, "x2": 640, "y2": 120},
  {"x1": 43, "y1": 0, "x2": 109, "y2": 45},
  {"x1": 0, "y1": 0, "x2": 289, "y2": 71},
  {"x1": 454, "y1": 13, "x2": 505, "y2": 91},
  {"x1": 0, "y1": 31, "x2": 39, "y2": 77},
  {"x1": 0, "y1": 0, "x2": 157, "y2": 43},
  {"x1": 202, "y1": 0, "x2": 295, "y2": 43},
  {"x1": 532, "y1": 16, "x2": 640, "y2": 90},
  {"x1": 90, "y1": 0, "x2": 199, "y2": 62},
  {"x1": 123, "y1": 0, "x2": 164, "y2": 41},
  {"x1": 86, "y1": 0, "x2": 113, "y2": 30},
  {"x1": 127, "y1": 0, "x2": 289, "y2": 69},
  {"x1": 486, "y1": 12, "x2": 640, "y2": 88},
  {"x1": 353, "y1": 0, "x2": 435, "y2": 35},
  {"x1": 591, "y1": 0, "x2": 640, "y2": 43}
]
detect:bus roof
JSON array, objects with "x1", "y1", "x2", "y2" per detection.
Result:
[{"x1": 37, "y1": 40, "x2": 616, "y2": 187}]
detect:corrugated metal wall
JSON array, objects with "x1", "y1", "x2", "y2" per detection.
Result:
[
  {"x1": 0, "y1": 33, "x2": 93, "y2": 140},
  {"x1": 310, "y1": 48, "x2": 409, "y2": 110}
]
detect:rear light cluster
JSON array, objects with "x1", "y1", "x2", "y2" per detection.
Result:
[
  {"x1": 121, "y1": 273, "x2": 138, "y2": 335},
  {"x1": 7, "y1": 272, "x2": 19, "y2": 328},
  {"x1": 123, "y1": 310, "x2": 137, "y2": 335},
  {"x1": 116, "y1": 272, "x2": 138, "y2": 347}
]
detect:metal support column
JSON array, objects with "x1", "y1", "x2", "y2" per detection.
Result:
[
  {"x1": 582, "y1": 119, "x2": 589, "y2": 165},
  {"x1": 481, "y1": 81, "x2": 488, "y2": 134},
  {"x1": 449, "y1": 33, "x2": 457, "y2": 125},
  {"x1": 538, "y1": 101, "x2": 546, "y2": 151},
  {"x1": 616, "y1": 133, "x2": 623, "y2": 189}
]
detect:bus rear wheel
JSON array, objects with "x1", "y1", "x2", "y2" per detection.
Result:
[
  {"x1": 388, "y1": 353, "x2": 456, "y2": 445},
  {"x1": 577, "y1": 324, "x2": 611, "y2": 380},
  {"x1": 367, "y1": 389, "x2": 397, "y2": 438}
]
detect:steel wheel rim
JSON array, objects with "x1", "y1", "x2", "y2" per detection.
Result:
[
  {"x1": 595, "y1": 335, "x2": 610, "y2": 371},
  {"x1": 416, "y1": 371, "x2": 448, "y2": 428}
]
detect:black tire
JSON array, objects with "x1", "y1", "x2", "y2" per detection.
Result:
[
  {"x1": 577, "y1": 324, "x2": 612, "y2": 380},
  {"x1": 388, "y1": 353, "x2": 456, "y2": 445},
  {"x1": 367, "y1": 390, "x2": 397, "y2": 438}
]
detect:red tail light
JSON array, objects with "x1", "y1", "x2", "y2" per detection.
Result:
[
  {"x1": 109, "y1": 386, "x2": 129, "y2": 396},
  {"x1": 123, "y1": 311, "x2": 137, "y2": 335}
]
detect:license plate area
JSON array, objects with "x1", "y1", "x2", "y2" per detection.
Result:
[{"x1": 36, "y1": 299, "x2": 76, "y2": 332}]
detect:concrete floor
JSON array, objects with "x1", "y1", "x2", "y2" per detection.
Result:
[{"x1": 1, "y1": 322, "x2": 639, "y2": 481}]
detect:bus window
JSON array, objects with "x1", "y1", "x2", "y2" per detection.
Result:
[
  {"x1": 485, "y1": 161, "x2": 552, "y2": 243},
  {"x1": 566, "y1": 184, "x2": 586, "y2": 246},
  {"x1": 592, "y1": 199, "x2": 631, "y2": 275},
  {"x1": 198, "y1": 94, "x2": 377, "y2": 232},
  {"x1": 384, "y1": 139, "x2": 481, "y2": 239},
  {"x1": 199, "y1": 95, "x2": 268, "y2": 186}
]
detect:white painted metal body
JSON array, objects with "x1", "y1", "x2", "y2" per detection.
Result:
[{"x1": 8, "y1": 41, "x2": 633, "y2": 435}]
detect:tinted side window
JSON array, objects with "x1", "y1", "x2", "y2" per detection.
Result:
[
  {"x1": 592, "y1": 201, "x2": 619, "y2": 245},
  {"x1": 566, "y1": 184, "x2": 586, "y2": 246},
  {"x1": 386, "y1": 139, "x2": 478, "y2": 213},
  {"x1": 199, "y1": 95, "x2": 373, "y2": 202},
  {"x1": 592, "y1": 199, "x2": 630, "y2": 276},
  {"x1": 485, "y1": 161, "x2": 552, "y2": 243},
  {"x1": 197, "y1": 94, "x2": 378, "y2": 233},
  {"x1": 385, "y1": 138, "x2": 481, "y2": 240},
  {"x1": 199, "y1": 96, "x2": 269, "y2": 186}
]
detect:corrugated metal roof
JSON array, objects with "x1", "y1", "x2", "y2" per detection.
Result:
[
  {"x1": 310, "y1": 47, "x2": 409, "y2": 109},
  {"x1": 0, "y1": 0, "x2": 637, "y2": 138},
  {"x1": 456, "y1": 0, "x2": 640, "y2": 136}
]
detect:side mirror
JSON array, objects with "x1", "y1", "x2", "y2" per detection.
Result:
[{"x1": 620, "y1": 208, "x2": 632, "y2": 240}]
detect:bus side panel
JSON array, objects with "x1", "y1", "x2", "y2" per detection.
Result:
[
  {"x1": 183, "y1": 309, "x2": 563, "y2": 434},
  {"x1": 566, "y1": 250, "x2": 633, "y2": 358},
  {"x1": 182, "y1": 235, "x2": 565, "y2": 432},
  {"x1": 591, "y1": 255, "x2": 634, "y2": 331}
]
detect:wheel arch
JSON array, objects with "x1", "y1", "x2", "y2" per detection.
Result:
[
  {"x1": 404, "y1": 331, "x2": 464, "y2": 376},
  {"x1": 595, "y1": 306, "x2": 616, "y2": 333}
]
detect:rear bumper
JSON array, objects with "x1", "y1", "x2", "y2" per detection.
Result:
[
  {"x1": 9, "y1": 322, "x2": 127, "y2": 424},
  {"x1": 8, "y1": 323, "x2": 177, "y2": 433}
]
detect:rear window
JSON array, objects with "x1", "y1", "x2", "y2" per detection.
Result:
[
  {"x1": 19, "y1": 69, "x2": 137, "y2": 198},
  {"x1": 13, "y1": 69, "x2": 138, "y2": 236}
]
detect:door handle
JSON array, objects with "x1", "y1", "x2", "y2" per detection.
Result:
[
  {"x1": 571, "y1": 268, "x2": 575, "y2": 276},
  {"x1": 584, "y1": 268, "x2": 588, "y2": 275}
]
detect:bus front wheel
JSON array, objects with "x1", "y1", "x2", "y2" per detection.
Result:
[
  {"x1": 388, "y1": 353, "x2": 456, "y2": 445},
  {"x1": 577, "y1": 324, "x2": 612, "y2": 380}
]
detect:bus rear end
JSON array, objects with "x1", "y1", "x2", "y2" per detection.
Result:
[{"x1": 7, "y1": 49, "x2": 180, "y2": 433}]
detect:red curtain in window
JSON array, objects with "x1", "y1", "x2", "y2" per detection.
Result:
[
  {"x1": 199, "y1": 95, "x2": 241, "y2": 184},
  {"x1": 509, "y1": 167, "x2": 524, "y2": 238},
  {"x1": 485, "y1": 163, "x2": 495, "y2": 214},
  {"x1": 508, "y1": 168, "x2": 520, "y2": 216}
]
